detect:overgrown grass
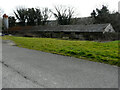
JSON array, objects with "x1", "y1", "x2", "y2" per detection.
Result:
[{"x1": 2, "y1": 36, "x2": 120, "y2": 66}]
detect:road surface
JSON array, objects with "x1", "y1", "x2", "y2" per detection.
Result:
[{"x1": 1, "y1": 40, "x2": 118, "y2": 88}]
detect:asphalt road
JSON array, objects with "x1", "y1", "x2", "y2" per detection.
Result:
[
  {"x1": 0, "y1": 39, "x2": 2, "y2": 90},
  {"x1": 1, "y1": 40, "x2": 118, "y2": 88}
]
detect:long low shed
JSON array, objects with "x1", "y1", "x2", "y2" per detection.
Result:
[
  {"x1": 4, "y1": 23, "x2": 116, "y2": 40},
  {"x1": 29, "y1": 23, "x2": 115, "y2": 33}
]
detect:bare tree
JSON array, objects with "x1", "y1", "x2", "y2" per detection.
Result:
[
  {"x1": 14, "y1": 7, "x2": 27, "y2": 26},
  {"x1": 35, "y1": 8, "x2": 42, "y2": 25},
  {"x1": 27, "y1": 8, "x2": 36, "y2": 25},
  {"x1": 14, "y1": 7, "x2": 51, "y2": 26},
  {"x1": 9, "y1": 16, "x2": 16, "y2": 27},
  {"x1": 41, "y1": 8, "x2": 51, "y2": 25},
  {"x1": 51, "y1": 5, "x2": 74, "y2": 25}
]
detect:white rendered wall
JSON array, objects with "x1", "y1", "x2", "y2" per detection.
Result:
[{"x1": 3, "y1": 17, "x2": 9, "y2": 29}]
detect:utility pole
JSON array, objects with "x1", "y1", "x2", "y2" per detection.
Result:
[{"x1": 118, "y1": 1, "x2": 120, "y2": 13}]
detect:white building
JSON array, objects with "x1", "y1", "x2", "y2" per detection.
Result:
[{"x1": 3, "y1": 14, "x2": 9, "y2": 30}]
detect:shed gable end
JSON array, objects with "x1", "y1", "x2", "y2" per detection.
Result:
[{"x1": 103, "y1": 24, "x2": 115, "y2": 33}]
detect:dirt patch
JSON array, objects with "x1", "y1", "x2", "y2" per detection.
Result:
[{"x1": 2, "y1": 40, "x2": 17, "y2": 46}]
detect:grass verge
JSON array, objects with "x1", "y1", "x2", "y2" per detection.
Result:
[{"x1": 2, "y1": 36, "x2": 120, "y2": 66}]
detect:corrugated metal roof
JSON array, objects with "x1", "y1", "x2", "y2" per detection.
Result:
[{"x1": 31, "y1": 23, "x2": 110, "y2": 32}]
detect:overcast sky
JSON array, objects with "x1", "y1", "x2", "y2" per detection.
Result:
[{"x1": 0, "y1": 0, "x2": 120, "y2": 18}]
